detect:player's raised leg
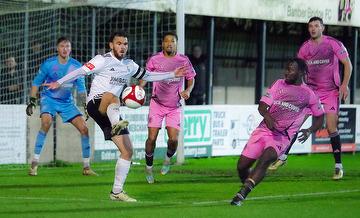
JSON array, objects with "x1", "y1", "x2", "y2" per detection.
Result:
[{"x1": 100, "y1": 92, "x2": 129, "y2": 135}]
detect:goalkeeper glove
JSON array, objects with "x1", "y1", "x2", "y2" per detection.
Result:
[{"x1": 26, "y1": 97, "x2": 37, "y2": 116}]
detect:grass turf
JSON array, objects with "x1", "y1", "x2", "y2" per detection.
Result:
[{"x1": 0, "y1": 153, "x2": 359, "y2": 218}]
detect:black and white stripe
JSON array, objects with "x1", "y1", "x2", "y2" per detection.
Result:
[{"x1": 132, "y1": 67, "x2": 146, "y2": 79}]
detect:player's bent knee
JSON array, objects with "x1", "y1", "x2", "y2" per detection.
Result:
[
  {"x1": 78, "y1": 126, "x2": 89, "y2": 135},
  {"x1": 41, "y1": 122, "x2": 52, "y2": 132},
  {"x1": 99, "y1": 92, "x2": 118, "y2": 115},
  {"x1": 122, "y1": 150, "x2": 133, "y2": 160}
]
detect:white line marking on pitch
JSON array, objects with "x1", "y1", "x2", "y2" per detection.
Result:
[
  {"x1": 191, "y1": 189, "x2": 360, "y2": 205},
  {"x1": 0, "y1": 189, "x2": 359, "y2": 206}
]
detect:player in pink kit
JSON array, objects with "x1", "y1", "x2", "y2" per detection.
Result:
[
  {"x1": 269, "y1": 17, "x2": 352, "y2": 180},
  {"x1": 230, "y1": 58, "x2": 324, "y2": 206},
  {"x1": 139, "y1": 32, "x2": 196, "y2": 183}
]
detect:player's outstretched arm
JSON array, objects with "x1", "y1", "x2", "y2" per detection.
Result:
[
  {"x1": 136, "y1": 66, "x2": 188, "y2": 82},
  {"x1": 42, "y1": 82, "x2": 60, "y2": 90},
  {"x1": 43, "y1": 68, "x2": 88, "y2": 90},
  {"x1": 174, "y1": 66, "x2": 187, "y2": 77},
  {"x1": 298, "y1": 114, "x2": 324, "y2": 143}
]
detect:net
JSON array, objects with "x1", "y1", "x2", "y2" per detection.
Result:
[{"x1": 0, "y1": 0, "x2": 176, "y2": 105}]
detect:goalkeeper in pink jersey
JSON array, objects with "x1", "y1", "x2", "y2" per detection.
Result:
[
  {"x1": 139, "y1": 32, "x2": 196, "y2": 183},
  {"x1": 269, "y1": 17, "x2": 352, "y2": 180},
  {"x1": 231, "y1": 58, "x2": 324, "y2": 206}
]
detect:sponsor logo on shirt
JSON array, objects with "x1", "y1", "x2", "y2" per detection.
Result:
[
  {"x1": 274, "y1": 100, "x2": 300, "y2": 112},
  {"x1": 165, "y1": 77, "x2": 181, "y2": 84},
  {"x1": 110, "y1": 68, "x2": 115, "y2": 71},
  {"x1": 84, "y1": 62, "x2": 95, "y2": 70},
  {"x1": 109, "y1": 77, "x2": 128, "y2": 85},
  {"x1": 306, "y1": 59, "x2": 330, "y2": 65}
]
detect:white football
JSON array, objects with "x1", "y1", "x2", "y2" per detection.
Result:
[{"x1": 121, "y1": 85, "x2": 146, "y2": 109}]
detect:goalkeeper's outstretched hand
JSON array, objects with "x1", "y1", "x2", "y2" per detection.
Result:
[{"x1": 26, "y1": 97, "x2": 37, "y2": 116}]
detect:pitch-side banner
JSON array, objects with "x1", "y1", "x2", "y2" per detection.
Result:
[
  {"x1": 0, "y1": 105, "x2": 27, "y2": 164},
  {"x1": 210, "y1": 105, "x2": 262, "y2": 156},
  {"x1": 93, "y1": 105, "x2": 358, "y2": 161},
  {"x1": 311, "y1": 105, "x2": 357, "y2": 153}
]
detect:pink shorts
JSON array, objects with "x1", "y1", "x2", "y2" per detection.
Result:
[
  {"x1": 316, "y1": 90, "x2": 339, "y2": 114},
  {"x1": 241, "y1": 127, "x2": 290, "y2": 159},
  {"x1": 148, "y1": 99, "x2": 181, "y2": 130}
]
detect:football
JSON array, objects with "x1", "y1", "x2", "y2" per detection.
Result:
[{"x1": 121, "y1": 85, "x2": 146, "y2": 109}]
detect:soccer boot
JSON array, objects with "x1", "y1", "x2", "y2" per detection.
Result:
[
  {"x1": 145, "y1": 167, "x2": 155, "y2": 184},
  {"x1": 83, "y1": 167, "x2": 98, "y2": 176},
  {"x1": 110, "y1": 191, "x2": 137, "y2": 202},
  {"x1": 111, "y1": 120, "x2": 129, "y2": 136},
  {"x1": 268, "y1": 159, "x2": 287, "y2": 171},
  {"x1": 332, "y1": 167, "x2": 344, "y2": 180},
  {"x1": 28, "y1": 161, "x2": 38, "y2": 176},
  {"x1": 160, "y1": 160, "x2": 171, "y2": 175},
  {"x1": 230, "y1": 192, "x2": 244, "y2": 206}
]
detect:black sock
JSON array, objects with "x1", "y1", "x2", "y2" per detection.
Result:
[
  {"x1": 145, "y1": 152, "x2": 154, "y2": 166},
  {"x1": 166, "y1": 149, "x2": 176, "y2": 159},
  {"x1": 330, "y1": 133, "x2": 342, "y2": 164},
  {"x1": 285, "y1": 132, "x2": 298, "y2": 155},
  {"x1": 238, "y1": 179, "x2": 255, "y2": 200}
]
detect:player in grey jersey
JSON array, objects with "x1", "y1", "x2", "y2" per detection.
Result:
[{"x1": 44, "y1": 30, "x2": 187, "y2": 202}]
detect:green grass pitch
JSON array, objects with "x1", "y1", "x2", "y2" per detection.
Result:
[{"x1": 1, "y1": 153, "x2": 359, "y2": 218}]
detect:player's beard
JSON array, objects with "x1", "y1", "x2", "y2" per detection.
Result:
[
  {"x1": 114, "y1": 50, "x2": 126, "y2": 59},
  {"x1": 165, "y1": 49, "x2": 176, "y2": 56}
]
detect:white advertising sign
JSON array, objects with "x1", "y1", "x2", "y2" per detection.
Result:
[{"x1": 0, "y1": 105, "x2": 27, "y2": 164}]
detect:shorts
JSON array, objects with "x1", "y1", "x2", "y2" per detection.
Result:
[
  {"x1": 87, "y1": 98, "x2": 129, "y2": 140},
  {"x1": 40, "y1": 96, "x2": 82, "y2": 123},
  {"x1": 241, "y1": 127, "x2": 290, "y2": 159},
  {"x1": 316, "y1": 90, "x2": 339, "y2": 114},
  {"x1": 148, "y1": 99, "x2": 181, "y2": 130}
]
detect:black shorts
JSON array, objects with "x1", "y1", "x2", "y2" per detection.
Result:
[{"x1": 87, "y1": 98, "x2": 129, "y2": 140}]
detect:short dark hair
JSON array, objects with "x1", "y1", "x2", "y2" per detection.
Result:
[
  {"x1": 288, "y1": 58, "x2": 309, "y2": 77},
  {"x1": 56, "y1": 36, "x2": 70, "y2": 45},
  {"x1": 109, "y1": 30, "x2": 128, "y2": 42},
  {"x1": 308, "y1": 16, "x2": 323, "y2": 25},
  {"x1": 162, "y1": 31, "x2": 178, "y2": 41}
]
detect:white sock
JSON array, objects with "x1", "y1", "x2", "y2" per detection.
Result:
[
  {"x1": 146, "y1": 165, "x2": 153, "y2": 170},
  {"x1": 112, "y1": 158, "x2": 131, "y2": 194},
  {"x1": 107, "y1": 103, "x2": 121, "y2": 126},
  {"x1": 83, "y1": 158, "x2": 90, "y2": 168},
  {"x1": 279, "y1": 154, "x2": 288, "y2": 161},
  {"x1": 33, "y1": 154, "x2": 40, "y2": 162},
  {"x1": 335, "y1": 163, "x2": 343, "y2": 169}
]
